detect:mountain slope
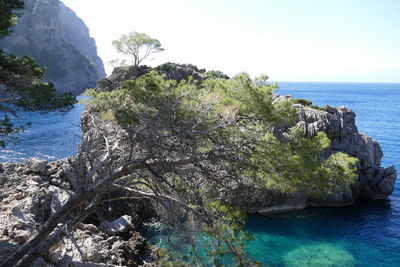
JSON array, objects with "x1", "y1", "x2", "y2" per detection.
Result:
[{"x1": 0, "y1": 0, "x2": 106, "y2": 95}]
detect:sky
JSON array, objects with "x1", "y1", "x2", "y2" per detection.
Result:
[{"x1": 61, "y1": 0, "x2": 400, "y2": 83}]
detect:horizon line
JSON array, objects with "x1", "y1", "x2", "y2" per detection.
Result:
[{"x1": 272, "y1": 80, "x2": 400, "y2": 85}]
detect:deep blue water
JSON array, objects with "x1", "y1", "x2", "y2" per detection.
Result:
[
  {"x1": 1, "y1": 83, "x2": 399, "y2": 266},
  {"x1": 0, "y1": 97, "x2": 84, "y2": 161}
]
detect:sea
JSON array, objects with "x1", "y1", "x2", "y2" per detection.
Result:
[{"x1": 1, "y1": 82, "x2": 399, "y2": 266}]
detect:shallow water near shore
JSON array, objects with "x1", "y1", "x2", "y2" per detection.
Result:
[{"x1": 1, "y1": 82, "x2": 399, "y2": 266}]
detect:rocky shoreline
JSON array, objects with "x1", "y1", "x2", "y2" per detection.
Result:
[
  {"x1": 0, "y1": 159, "x2": 154, "y2": 266},
  {"x1": 230, "y1": 101, "x2": 397, "y2": 214},
  {"x1": 0, "y1": 64, "x2": 397, "y2": 265}
]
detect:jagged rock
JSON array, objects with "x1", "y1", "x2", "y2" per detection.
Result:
[
  {"x1": 156, "y1": 62, "x2": 206, "y2": 81},
  {"x1": 1, "y1": 163, "x2": 16, "y2": 172},
  {"x1": 0, "y1": 160, "x2": 152, "y2": 266},
  {"x1": 95, "y1": 65, "x2": 152, "y2": 92},
  {"x1": 48, "y1": 224, "x2": 149, "y2": 266},
  {"x1": 48, "y1": 185, "x2": 71, "y2": 215},
  {"x1": 244, "y1": 101, "x2": 397, "y2": 213},
  {"x1": 95, "y1": 63, "x2": 207, "y2": 92},
  {"x1": 227, "y1": 97, "x2": 397, "y2": 213},
  {"x1": 294, "y1": 104, "x2": 396, "y2": 201},
  {"x1": 229, "y1": 187, "x2": 309, "y2": 214},
  {"x1": 0, "y1": 0, "x2": 105, "y2": 95}
]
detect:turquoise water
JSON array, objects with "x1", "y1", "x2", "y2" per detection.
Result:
[
  {"x1": 1, "y1": 83, "x2": 399, "y2": 266},
  {"x1": 243, "y1": 82, "x2": 400, "y2": 266}
]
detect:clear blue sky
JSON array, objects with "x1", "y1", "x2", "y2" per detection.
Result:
[{"x1": 62, "y1": 0, "x2": 400, "y2": 82}]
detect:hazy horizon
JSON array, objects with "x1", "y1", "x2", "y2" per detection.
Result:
[{"x1": 61, "y1": 0, "x2": 400, "y2": 83}]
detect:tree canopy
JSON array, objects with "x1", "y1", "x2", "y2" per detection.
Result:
[
  {"x1": 2, "y1": 70, "x2": 358, "y2": 266},
  {"x1": 0, "y1": 0, "x2": 24, "y2": 38},
  {"x1": 112, "y1": 31, "x2": 164, "y2": 69}
]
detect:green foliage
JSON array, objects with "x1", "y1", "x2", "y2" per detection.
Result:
[
  {"x1": 292, "y1": 98, "x2": 313, "y2": 106},
  {"x1": 243, "y1": 129, "x2": 358, "y2": 197},
  {"x1": 112, "y1": 31, "x2": 164, "y2": 69},
  {"x1": 157, "y1": 62, "x2": 176, "y2": 71},
  {"x1": 205, "y1": 70, "x2": 230, "y2": 80},
  {"x1": 0, "y1": 0, "x2": 24, "y2": 38},
  {"x1": 291, "y1": 98, "x2": 328, "y2": 111},
  {"x1": 86, "y1": 71, "x2": 358, "y2": 265},
  {"x1": 0, "y1": 115, "x2": 26, "y2": 147},
  {"x1": 0, "y1": 49, "x2": 75, "y2": 111},
  {"x1": 87, "y1": 69, "x2": 358, "y2": 200}
]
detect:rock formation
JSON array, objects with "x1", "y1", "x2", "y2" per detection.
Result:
[
  {"x1": 0, "y1": 0, "x2": 106, "y2": 95},
  {"x1": 294, "y1": 104, "x2": 396, "y2": 201},
  {"x1": 0, "y1": 64, "x2": 397, "y2": 265},
  {"x1": 96, "y1": 65, "x2": 397, "y2": 211},
  {"x1": 0, "y1": 158, "x2": 153, "y2": 266},
  {"x1": 234, "y1": 98, "x2": 397, "y2": 214},
  {"x1": 96, "y1": 63, "x2": 207, "y2": 92}
]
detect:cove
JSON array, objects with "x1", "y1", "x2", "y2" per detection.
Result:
[{"x1": 1, "y1": 82, "x2": 399, "y2": 266}]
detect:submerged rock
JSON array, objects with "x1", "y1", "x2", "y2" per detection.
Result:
[{"x1": 283, "y1": 243, "x2": 355, "y2": 267}]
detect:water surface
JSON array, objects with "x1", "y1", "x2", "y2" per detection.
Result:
[{"x1": 1, "y1": 83, "x2": 399, "y2": 266}]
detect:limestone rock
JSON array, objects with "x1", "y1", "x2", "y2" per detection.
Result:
[
  {"x1": 0, "y1": 0, "x2": 105, "y2": 95},
  {"x1": 95, "y1": 63, "x2": 207, "y2": 92},
  {"x1": 230, "y1": 98, "x2": 397, "y2": 213},
  {"x1": 294, "y1": 104, "x2": 396, "y2": 201},
  {"x1": 0, "y1": 160, "x2": 152, "y2": 266},
  {"x1": 99, "y1": 215, "x2": 134, "y2": 236},
  {"x1": 25, "y1": 157, "x2": 48, "y2": 174}
]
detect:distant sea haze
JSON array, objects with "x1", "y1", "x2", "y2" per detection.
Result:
[{"x1": 1, "y1": 82, "x2": 399, "y2": 265}]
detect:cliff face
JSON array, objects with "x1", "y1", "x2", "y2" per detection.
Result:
[
  {"x1": 295, "y1": 104, "x2": 396, "y2": 201},
  {"x1": 0, "y1": 0, "x2": 106, "y2": 95}
]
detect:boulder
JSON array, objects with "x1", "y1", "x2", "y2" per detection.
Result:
[
  {"x1": 25, "y1": 158, "x2": 48, "y2": 174},
  {"x1": 99, "y1": 215, "x2": 134, "y2": 236}
]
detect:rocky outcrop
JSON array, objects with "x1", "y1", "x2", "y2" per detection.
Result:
[
  {"x1": 294, "y1": 104, "x2": 397, "y2": 200},
  {"x1": 0, "y1": 158, "x2": 153, "y2": 266},
  {"x1": 96, "y1": 63, "x2": 207, "y2": 92},
  {"x1": 0, "y1": 0, "x2": 106, "y2": 95},
  {"x1": 235, "y1": 98, "x2": 397, "y2": 214},
  {"x1": 95, "y1": 66, "x2": 397, "y2": 214},
  {"x1": 0, "y1": 64, "x2": 397, "y2": 264}
]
